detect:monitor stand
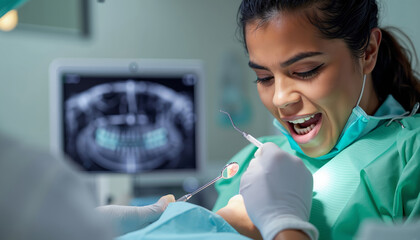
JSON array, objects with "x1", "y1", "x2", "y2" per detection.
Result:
[{"x1": 95, "y1": 174, "x2": 133, "y2": 206}]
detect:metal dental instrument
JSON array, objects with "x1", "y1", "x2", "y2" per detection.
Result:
[
  {"x1": 177, "y1": 162, "x2": 239, "y2": 202},
  {"x1": 219, "y1": 110, "x2": 263, "y2": 148}
]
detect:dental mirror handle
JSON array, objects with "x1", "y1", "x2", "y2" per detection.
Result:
[
  {"x1": 176, "y1": 193, "x2": 192, "y2": 202},
  {"x1": 176, "y1": 175, "x2": 222, "y2": 202}
]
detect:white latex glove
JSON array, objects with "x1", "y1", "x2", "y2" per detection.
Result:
[
  {"x1": 239, "y1": 142, "x2": 318, "y2": 240},
  {"x1": 95, "y1": 194, "x2": 175, "y2": 236}
]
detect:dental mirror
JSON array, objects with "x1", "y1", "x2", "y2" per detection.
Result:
[
  {"x1": 221, "y1": 162, "x2": 240, "y2": 179},
  {"x1": 177, "y1": 162, "x2": 240, "y2": 202}
]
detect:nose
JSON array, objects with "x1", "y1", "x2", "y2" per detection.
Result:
[{"x1": 272, "y1": 76, "x2": 300, "y2": 109}]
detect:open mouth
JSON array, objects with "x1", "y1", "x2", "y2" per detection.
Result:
[{"x1": 286, "y1": 113, "x2": 322, "y2": 144}]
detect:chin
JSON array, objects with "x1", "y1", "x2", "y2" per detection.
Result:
[{"x1": 300, "y1": 144, "x2": 334, "y2": 158}]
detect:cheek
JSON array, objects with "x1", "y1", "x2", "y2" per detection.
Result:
[
  {"x1": 310, "y1": 68, "x2": 344, "y2": 102},
  {"x1": 308, "y1": 67, "x2": 355, "y2": 120},
  {"x1": 313, "y1": 67, "x2": 360, "y2": 141},
  {"x1": 306, "y1": 83, "x2": 335, "y2": 104},
  {"x1": 257, "y1": 85, "x2": 276, "y2": 113}
]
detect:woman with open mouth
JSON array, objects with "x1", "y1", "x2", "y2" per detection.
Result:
[{"x1": 214, "y1": 1, "x2": 420, "y2": 240}]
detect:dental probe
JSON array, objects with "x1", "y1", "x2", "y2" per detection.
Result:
[
  {"x1": 177, "y1": 162, "x2": 239, "y2": 202},
  {"x1": 220, "y1": 110, "x2": 263, "y2": 148},
  {"x1": 177, "y1": 177, "x2": 217, "y2": 202}
]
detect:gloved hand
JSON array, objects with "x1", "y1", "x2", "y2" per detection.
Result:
[
  {"x1": 239, "y1": 142, "x2": 318, "y2": 240},
  {"x1": 95, "y1": 194, "x2": 175, "y2": 236}
]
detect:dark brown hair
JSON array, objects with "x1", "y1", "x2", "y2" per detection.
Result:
[{"x1": 238, "y1": 0, "x2": 420, "y2": 112}]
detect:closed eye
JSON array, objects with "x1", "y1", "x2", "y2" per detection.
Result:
[
  {"x1": 254, "y1": 63, "x2": 324, "y2": 84},
  {"x1": 294, "y1": 63, "x2": 324, "y2": 79},
  {"x1": 254, "y1": 76, "x2": 273, "y2": 84}
]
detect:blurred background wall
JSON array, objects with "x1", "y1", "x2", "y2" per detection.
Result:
[
  {"x1": 0, "y1": 0, "x2": 419, "y2": 202},
  {"x1": 0, "y1": 0, "x2": 269, "y2": 166}
]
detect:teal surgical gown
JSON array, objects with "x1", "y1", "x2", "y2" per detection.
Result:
[{"x1": 213, "y1": 114, "x2": 420, "y2": 240}]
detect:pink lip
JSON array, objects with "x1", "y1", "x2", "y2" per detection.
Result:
[{"x1": 286, "y1": 113, "x2": 323, "y2": 144}]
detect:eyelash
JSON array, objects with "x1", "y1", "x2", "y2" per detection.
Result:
[
  {"x1": 254, "y1": 76, "x2": 272, "y2": 84},
  {"x1": 294, "y1": 63, "x2": 324, "y2": 79},
  {"x1": 254, "y1": 63, "x2": 324, "y2": 84}
]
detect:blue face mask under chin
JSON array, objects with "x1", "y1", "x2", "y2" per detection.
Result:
[{"x1": 273, "y1": 75, "x2": 417, "y2": 160}]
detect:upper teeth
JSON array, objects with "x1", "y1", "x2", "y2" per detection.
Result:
[{"x1": 288, "y1": 114, "x2": 315, "y2": 124}]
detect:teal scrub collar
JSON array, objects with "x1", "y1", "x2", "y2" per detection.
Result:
[{"x1": 273, "y1": 94, "x2": 415, "y2": 160}]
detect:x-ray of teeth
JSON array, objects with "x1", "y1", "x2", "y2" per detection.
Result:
[{"x1": 63, "y1": 78, "x2": 196, "y2": 173}]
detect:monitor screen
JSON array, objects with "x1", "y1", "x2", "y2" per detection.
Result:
[{"x1": 49, "y1": 59, "x2": 205, "y2": 175}]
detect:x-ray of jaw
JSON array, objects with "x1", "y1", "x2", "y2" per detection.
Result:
[{"x1": 64, "y1": 79, "x2": 196, "y2": 173}]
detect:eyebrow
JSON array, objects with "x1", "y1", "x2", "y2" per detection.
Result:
[{"x1": 248, "y1": 51, "x2": 323, "y2": 70}]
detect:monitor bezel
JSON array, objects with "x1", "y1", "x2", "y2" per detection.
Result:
[{"x1": 49, "y1": 58, "x2": 206, "y2": 184}]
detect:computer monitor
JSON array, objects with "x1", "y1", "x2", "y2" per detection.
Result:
[{"x1": 49, "y1": 59, "x2": 205, "y2": 181}]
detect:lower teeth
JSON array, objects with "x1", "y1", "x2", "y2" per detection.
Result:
[{"x1": 294, "y1": 123, "x2": 315, "y2": 135}]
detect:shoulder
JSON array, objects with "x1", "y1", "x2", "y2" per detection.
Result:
[
  {"x1": 352, "y1": 114, "x2": 419, "y2": 169},
  {"x1": 0, "y1": 134, "x2": 62, "y2": 183},
  {"x1": 357, "y1": 114, "x2": 420, "y2": 190},
  {"x1": 361, "y1": 114, "x2": 420, "y2": 218},
  {"x1": 0, "y1": 134, "x2": 114, "y2": 239},
  {"x1": 0, "y1": 134, "x2": 84, "y2": 190},
  {"x1": 395, "y1": 114, "x2": 420, "y2": 164},
  {"x1": 0, "y1": 133, "x2": 93, "y2": 208},
  {"x1": 398, "y1": 114, "x2": 420, "y2": 137},
  {"x1": 358, "y1": 114, "x2": 419, "y2": 155}
]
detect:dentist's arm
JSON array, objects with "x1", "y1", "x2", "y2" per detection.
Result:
[
  {"x1": 95, "y1": 194, "x2": 175, "y2": 236},
  {"x1": 239, "y1": 142, "x2": 318, "y2": 240}
]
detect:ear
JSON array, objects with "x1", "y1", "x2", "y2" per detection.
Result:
[{"x1": 363, "y1": 28, "x2": 382, "y2": 74}]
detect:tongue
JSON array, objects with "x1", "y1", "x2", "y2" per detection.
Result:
[{"x1": 299, "y1": 113, "x2": 321, "y2": 128}]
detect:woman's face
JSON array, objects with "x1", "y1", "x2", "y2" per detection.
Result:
[{"x1": 245, "y1": 12, "x2": 374, "y2": 157}]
